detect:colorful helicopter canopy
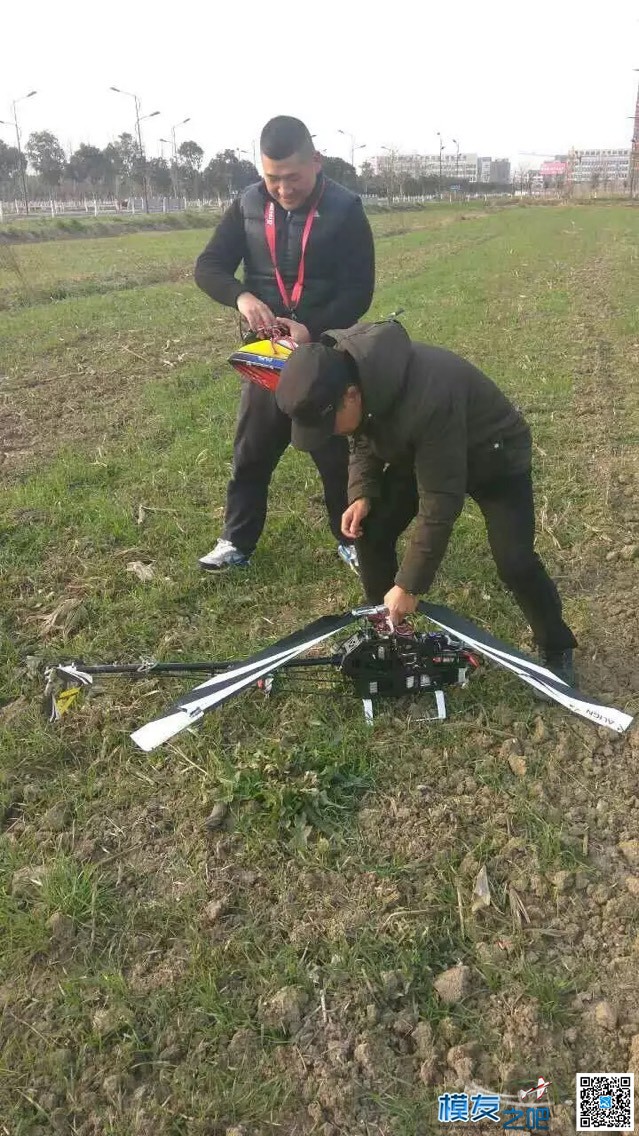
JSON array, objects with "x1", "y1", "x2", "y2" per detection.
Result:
[{"x1": 228, "y1": 336, "x2": 296, "y2": 392}]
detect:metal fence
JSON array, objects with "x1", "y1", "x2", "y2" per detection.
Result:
[{"x1": 0, "y1": 196, "x2": 226, "y2": 220}]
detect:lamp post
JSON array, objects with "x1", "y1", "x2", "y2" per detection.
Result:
[
  {"x1": 170, "y1": 117, "x2": 190, "y2": 198},
  {"x1": 451, "y1": 137, "x2": 460, "y2": 179},
  {"x1": 436, "y1": 132, "x2": 445, "y2": 197},
  {"x1": 381, "y1": 145, "x2": 398, "y2": 203},
  {"x1": 0, "y1": 90, "x2": 37, "y2": 214},
  {"x1": 110, "y1": 87, "x2": 160, "y2": 212},
  {"x1": 338, "y1": 128, "x2": 366, "y2": 170}
]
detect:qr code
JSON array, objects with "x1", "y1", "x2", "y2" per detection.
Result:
[{"x1": 576, "y1": 1073, "x2": 634, "y2": 1131}]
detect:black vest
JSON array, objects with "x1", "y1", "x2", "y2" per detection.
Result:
[{"x1": 239, "y1": 175, "x2": 357, "y2": 323}]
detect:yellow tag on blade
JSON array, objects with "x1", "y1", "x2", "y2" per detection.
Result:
[{"x1": 55, "y1": 686, "x2": 83, "y2": 716}]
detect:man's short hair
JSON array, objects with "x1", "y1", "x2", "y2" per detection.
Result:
[{"x1": 260, "y1": 116, "x2": 314, "y2": 161}]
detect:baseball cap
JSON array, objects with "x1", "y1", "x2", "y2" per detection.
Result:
[{"x1": 275, "y1": 343, "x2": 353, "y2": 451}]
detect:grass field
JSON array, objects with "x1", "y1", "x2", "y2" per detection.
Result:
[{"x1": 1, "y1": 201, "x2": 638, "y2": 1136}]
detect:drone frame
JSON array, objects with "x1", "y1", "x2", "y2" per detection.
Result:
[{"x1": 43, "y1": 602, "x2": 634, "y2": 752}]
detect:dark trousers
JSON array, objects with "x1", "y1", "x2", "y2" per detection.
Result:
[
  {"x1": 222, "y1": 380, "x2": 349, "y2": 553},
  {"x1": 356, "y1": 466, "x2": 577, "y2": 655}
]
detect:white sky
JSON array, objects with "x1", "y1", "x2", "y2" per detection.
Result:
[{"x1": 2, "y1": 0, "x2": 637, "y2": 170}]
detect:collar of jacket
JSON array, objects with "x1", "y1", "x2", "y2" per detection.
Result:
[{"x1": 258, "y1": 172, "x2": 325, "y2": 214}]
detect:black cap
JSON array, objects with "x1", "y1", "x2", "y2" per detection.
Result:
[{"x1": 275, "y1": 343, "x2": 352, "y2": 451}]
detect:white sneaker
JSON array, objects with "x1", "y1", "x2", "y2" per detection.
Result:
[
  {"x1": 337, "y1": 543, "x2": 359, "y2": 574},
  {"x1": 198, "y1": 539, "x2": 250, "y2": 571}
]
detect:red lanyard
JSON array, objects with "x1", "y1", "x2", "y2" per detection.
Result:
[{"x1": 264, "y1": 184, "x2": 324, "y2": 312}]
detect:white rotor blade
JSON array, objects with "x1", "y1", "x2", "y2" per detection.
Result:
[
  {"x1": 419, "y1": 601, "x2": 633, "y2": 734},
  {"x1": 130, "y1": 608, "x2": 378, "y2": 752}
]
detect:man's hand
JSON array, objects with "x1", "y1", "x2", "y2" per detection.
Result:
[
  {"x1": 237, "y1": 292, "x2": 276, "y2": 334},
  {"x1": 341, "y1": 498, "x2": 371, "y2": 539},
  {"x1": 383, "y1": 585, "x2": 418, "y2": 627},
  {"x1": 275, "y1": 317, "x2": 311, "y2": 344}
]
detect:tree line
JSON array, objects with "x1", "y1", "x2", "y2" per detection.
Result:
[
  {"x1": 0, "y1": 131, "x2": 263, "y2": 202},
  {"x1": 0, "y1": 129, "x2": 509, "y2": 203}
]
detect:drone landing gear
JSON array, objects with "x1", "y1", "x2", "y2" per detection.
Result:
[{"x1": 361, "y1": 686, "x2": 447, "y2": 725}]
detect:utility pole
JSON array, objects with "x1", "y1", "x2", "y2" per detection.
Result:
[
  {"x1": 0, "y1": 90, "x2": 37, "y2": 214},
  {"x1": 629, "y1": 70, "x2": 639, "y2": 198}
]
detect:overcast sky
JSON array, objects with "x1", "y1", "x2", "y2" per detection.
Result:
[{"x1": 2, "y1": 0, "x2": 637, "y2": 170}]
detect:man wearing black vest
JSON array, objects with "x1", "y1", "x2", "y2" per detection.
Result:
[{"x1": 194, "y1": 115, "x2": 375, "y2": 571}]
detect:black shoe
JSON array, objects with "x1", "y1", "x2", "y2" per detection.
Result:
[{"x1": 541, "y1": 649, "x2": 576, "y2": 687}]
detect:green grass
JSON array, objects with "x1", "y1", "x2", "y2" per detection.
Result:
[
  {"x1": 0, "y1": 201, "x2": 638, "y2": 1134},
  {"x1": 0, "y1": 207, "x2": 219, "y2": 244}
]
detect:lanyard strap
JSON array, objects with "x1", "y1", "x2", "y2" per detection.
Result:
[{"x1": 264, "y1": 184, "x2": 324, "y2": 312}]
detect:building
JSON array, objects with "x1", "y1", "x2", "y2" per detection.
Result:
[
  {"x1": 371, "y1": 152, "x2": 511, "y2": 185},
  {"x1": 540, "y1": 159, "x2": 568, "y2": 184},
  {"x1": 569, "y1": 149, "x2": 630, "y2": 185},
  {"x1": 371, "y1": 152, "x2": 480, "y2": 182},
  {"x1": 537, "y1": 151, "x2": 630, "y2": 188},
  {"x1": 477, "y1": 157, "x2": 512, "y2": 184},
  {"x1": 489, "y1": 159, "x2": 511, "y2": 185}
]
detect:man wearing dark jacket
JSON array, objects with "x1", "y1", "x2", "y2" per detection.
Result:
[
  {"x1": 275, "y1": 320, "x2": 577, "y2": 683},
  {"x1": 194, "y1": 115, "x2": 375, "y2": 571}
]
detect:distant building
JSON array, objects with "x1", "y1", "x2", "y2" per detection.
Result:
[
  {"x1": 370, "y1": 153, "x2": 427, "y2": 177},
  {"x1": 371, "y1": 152, "x2": 512, "y2": 185},
  {"x1": 489, "y1": 159, "x2": 511, "y2": 185},
  {"x1": 371, "y1": 152, "x2": 480, "y2": 181},
  {"x1": 537, "y1": 150, "x2": 630, "y2": 186},
  {"x1": 540, "y1": 159, "x2": 567, "y2": 183},
  {"x1": 569, "y1": 149, "x2": 630, "y2": 184}
]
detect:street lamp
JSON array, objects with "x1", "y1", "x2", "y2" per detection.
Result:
[
  {"x1": 338, "y1": 128, "x2": 366, "y2": 169},
  {"x1": 110, "y1": 87, "x2": 160, "y2": 213},
  {"x1": 169, "y1": 118, "x2": 191, "y2": 198},
  {"x1": 436, "y1": 132, "x2": 445, "y2": 197},
  {"x1": 0, "y1": 89, "x2": 37, "y2": 214},
  {"x1": 381, "y1": 144, "x2": 397, "y2": 202},
  {"x1": 451, "y1": 137, "x2": 460, "y2": 179}
]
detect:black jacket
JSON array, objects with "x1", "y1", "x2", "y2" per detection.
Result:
[
  {"x1": 328, "y1": 322, "x2": 531, "y2": 595},
  {"x1": 194, "y1": 175, "x2": 375, "y2": 340}
]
